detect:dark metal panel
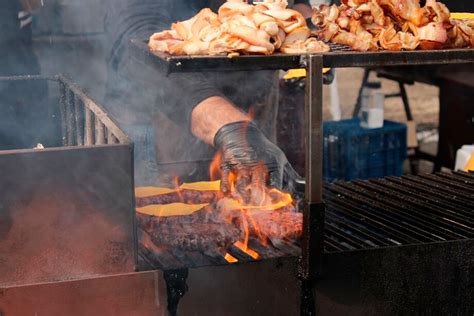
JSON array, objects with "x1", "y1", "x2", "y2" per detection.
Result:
[
  {"x1": 179, "y1": 257, "x2": 301, "y2": 316},
  {"x1": 0, "y1": 145, "x2": 136, "y2": 287},
  {"x1": 0, "y1": 271, "x2": 167, "y2": 316},
  {"x1": 316, "y1": 240, "x2": 474, "y2": 315}
]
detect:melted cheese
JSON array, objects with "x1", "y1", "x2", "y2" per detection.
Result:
[
  {"x1": 136, "y1": 203, "x2": 209, "y2": 217},
  {"x1": 450, "y1": 13, "x2": 474, "y2": 20},
  {"x1": 135, "y1": 186, "x2": 176, "y2": 198},
  {"x1": 179, "y1": 180, "x2": 221, "y2": 191}
]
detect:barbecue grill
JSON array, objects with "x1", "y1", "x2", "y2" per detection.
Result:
[
  {"x1": 1, "y1": 43, "x2": 474, "y2": 315},
  {"x1": 129, "y1": 40, "x2": 474, "y2": 314}
]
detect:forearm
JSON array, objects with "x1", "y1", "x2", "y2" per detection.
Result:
[{"x1": 191, "y1": 96, "x2": 250, "y2": 146}]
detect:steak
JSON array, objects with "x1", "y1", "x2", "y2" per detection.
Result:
[
  {"x1": 136, "y1": 189, "x2": 218, "y2": 207},
  {"x1": 147, "y1": 221, "x2": 241, "y2": 252},
  {"x1": 216, "y1": 198, "x2": 303, "y2": 242},
  {"x1": 137, "y1": 207, "x2": 241, "y2": 252},
  {"x1": 248, "y1": 210, "x2": 302, "y2": 241}
]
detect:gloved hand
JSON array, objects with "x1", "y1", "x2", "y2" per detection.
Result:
[{"x1": 214, "y1": 121, "x2": 302, "y2": 201}]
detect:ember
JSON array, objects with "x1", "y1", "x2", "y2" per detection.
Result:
[{"x1": 224, "y1": 253, "x2": 239, "y2": 263}]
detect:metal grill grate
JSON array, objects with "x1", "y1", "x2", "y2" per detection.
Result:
[
  {"x1": 324, "y1": 171, "x2": 474, "y2": 252},
  {"x1": 138, "y1": 172, "x2": 474, "y2": 269},
  {"x1": 326, "y1": 42, "x2": 354, "y2": 52}
]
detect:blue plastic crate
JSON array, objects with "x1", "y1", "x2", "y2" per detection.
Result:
[{"x1": 323, "y1": 119, "x2": 407, "y2": 182}]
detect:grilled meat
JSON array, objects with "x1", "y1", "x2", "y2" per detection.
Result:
[
  {"x1": 149, "y1": 0, "x2": 329, "y2": 56},
  {"x1": 136, "y1": 190, "x2": 218, "y2": 207},
  {"x1": 313, "y1": 0, "x2": 474, "y2": 51}
]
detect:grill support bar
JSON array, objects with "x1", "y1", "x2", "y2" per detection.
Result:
[{"x1": 301, "y1": 54, "x2": 326, "y2": 315}]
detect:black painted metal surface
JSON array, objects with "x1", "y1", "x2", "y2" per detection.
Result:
[{"x1": 317, "y1": 239, "x2": 474, "y2": 315}]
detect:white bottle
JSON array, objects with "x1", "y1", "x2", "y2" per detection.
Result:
[{"x1": 360, "y1": 83, "x2": 384, "y2": 129}]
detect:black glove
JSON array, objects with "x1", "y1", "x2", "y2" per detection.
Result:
[{"x1": 214, "y1": 121, "x2": 302, "y2": 200}]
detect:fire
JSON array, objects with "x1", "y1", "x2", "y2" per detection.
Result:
[
  {"x1": 224, "y1": 253, "x2": 239, "y2": 263},
  {"x1": 208, "y1": 152, "x2": 294, "y2": 260},
  {"x1": 209, "y1": 152, "x2": 223, "y2": 181},
  {"x1": 172, "y1": 176, "x2": 184, "y2": 202}
]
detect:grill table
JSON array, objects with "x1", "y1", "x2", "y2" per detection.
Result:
[{"x1": 132, "y1": 40, "x2": 474, "y2": 314}]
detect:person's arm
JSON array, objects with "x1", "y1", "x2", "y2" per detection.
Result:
[
  {"x1": 191, "y1": 96, "x2": 301, "y2": 198},
  {"x1": 191, "y1": 97, "x2": 250, "y2": 146},
  {"x1": 106, "y1": 0, "x2": 301, "y2": 197}
]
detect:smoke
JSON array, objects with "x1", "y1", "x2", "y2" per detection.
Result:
[
  {"x1": 0, "y1": 1, "x2": 138, "y2": 288},
  {"x1": 0, "y1": 186, "x2": 132, "y2": 287},
  {"x1": 2, "y1": 1, "x2": 294, "y2": 187}
]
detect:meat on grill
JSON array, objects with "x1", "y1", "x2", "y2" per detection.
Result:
[
  {"x1": 137, "y1": 208, "x2": 242, "y2": 252},
  {"x1": 216, "y1": 198, "x2": 303, "y2": 242},
  {"x1": 147, "y1": 222, "x2": 241, "y2": 252},
  {"x1": 137, "y1": 205, "x2": 215, "y2": 228},
  {"x1": 136, "y1": 189, "x2": 219, "y2": 207},
  {"x1": 248, "y1": 210, "x2": 303, "y2": 242}
]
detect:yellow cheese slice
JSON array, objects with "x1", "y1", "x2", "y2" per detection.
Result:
[
  {"x1": 135, "y1": 186, "x2": 176, "y2": 198},
  {"x1": 284, "y1": 68, "x2": 331, "y2": 80},
  {"x1": 179, "y1": 180, "x2": 221, "y2": 191},
  {"x1": 450, "y1": 12, "x2": 474, "y2": 20},
  {"x1": 136, "y1": 203, "x2": 209, "y2": 217}
]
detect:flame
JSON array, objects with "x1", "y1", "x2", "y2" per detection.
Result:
[
  {"x1": 172, "y1": 176, "x2": 184, "y2": 202},
  {"x1": 208, "y1": 153, "x2": 295, "y2": 258},
  {"x1": 224, "y1": 253, "x2": 238, "y2": 263},
  {"x1": 209, "y1": 152, "x2": 223, "y2": 181}
]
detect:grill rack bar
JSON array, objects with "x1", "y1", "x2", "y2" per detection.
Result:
[
  {"x1": 131, "y1": 39, "x2": 474, "y2": 73},
  {"x1": 324, "y1": 172, "x2": 474, "y2": 253}
]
